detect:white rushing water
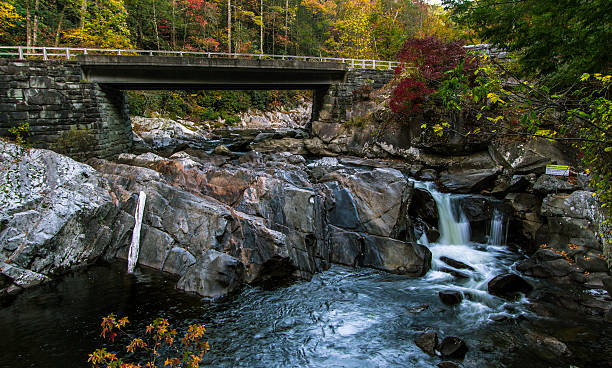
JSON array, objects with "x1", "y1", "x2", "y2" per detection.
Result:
[{"x1": 413, "y1": 181, "x2": 520, "y2": 322}]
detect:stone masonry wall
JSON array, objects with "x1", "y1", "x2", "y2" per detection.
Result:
[
  {"x1": 317, "y1": 68, "x2": 395, "y2": 123},
  {"x1": 0, "y1": 59, "x2": 131, "y2": 159}
]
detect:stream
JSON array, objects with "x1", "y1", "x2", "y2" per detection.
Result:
[{"x1": 1, "y1": 182, "x2": 611, "y2": 367}]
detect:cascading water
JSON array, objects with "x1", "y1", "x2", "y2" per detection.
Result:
[
  {"x1": 413, "y1": 181, "x2": 525, "y2": 322},
  {"x1": 488, "y1": 209, "x2": 506, "y2": 245}
]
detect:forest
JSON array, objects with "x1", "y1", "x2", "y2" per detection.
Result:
[{"x1": 0, "y1": 0, "x2": 468, "y2": 59}]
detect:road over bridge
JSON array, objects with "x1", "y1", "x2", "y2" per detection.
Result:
[{"x1": 0, "y1": 47, "x2": 397, "y2": 158}]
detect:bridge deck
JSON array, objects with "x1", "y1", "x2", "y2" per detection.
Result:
[{"x1": 77, "y1": 55, "x2": 348, "y2": 90}]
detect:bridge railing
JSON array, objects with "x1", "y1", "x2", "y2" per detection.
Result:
[{"x1": 0, "y1": 46, "x2": 401, "y2": 70}]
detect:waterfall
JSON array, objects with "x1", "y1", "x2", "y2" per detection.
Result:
[
  {"x1": 433, "y1": 194, "x2": 471, "y2": 245},
  {"x1": 488, "y1": 209, "x2": 506, "y2": 245},
  {"x1": 127, "y1": 191, "x2": 146, "y2": 273}
]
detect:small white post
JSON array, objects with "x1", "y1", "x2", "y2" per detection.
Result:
[
  {"x1": 18, "y1": 46, "x2": 23, "y2": 59},
  {"x1": 65, "y1": 48, "x2": 70, "y2": 60},
  {"x1": 127, "y1": 191, "x2": 147, "y2": 273}
]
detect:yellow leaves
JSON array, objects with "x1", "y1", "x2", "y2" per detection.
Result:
[
  {"x1": 486, "y1": 115, "x2": 503, "y2": 123},
  {"x1": 580, "y1": 73, "x2": 591, "y2": 81},
  {"x1": 0, "y1": 1, "x2": 21, "y2": 36},
  {"x1": 487, "y1": 92, "x2": 506, "y2": 104}
]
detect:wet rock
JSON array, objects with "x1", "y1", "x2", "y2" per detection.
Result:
[
  {"x1": 438, "y1": 168, "x2": 500, "y2": 194},
  {"x1": 525, "y1": 332, "x2": 571, "y2": 359},
  {"x1": 440, "y1": 256, "x2": 474, "y2": 271},
  {"x1": 489, "y1": 314, "x2": 509, "y2": 322},
  {"x1": 438, "y1": 336, "x2": 468, "y2": 359},
  {"x1": 487, "y1": 273, "x2": 533, "y2": 299},
  {"x1": 0, "y1": 274, "x2": 11, "y2": 289},
  {"x1": 415, "y1": 331, "x2": 438, "y2": 356},
  {"x1": 437, "y1": 362, "x2": 459, "y2": 368},
  {"x1": 605, "y1": 308, "x2": 612, "y2": 323},
  {"x1": 439, "y1": 267, "x2": 470, "y2": 279},
  {"x1": 251, "y1": 137, "x2": 306, "y2": 155},
  {"x1": 439, "y1": 290, "x2": 463, "y2": 305},
  {"x1": 417, "y1": 169, "x2": 437, "y2": 181},
  {"x1": 177, "y1": 249, "x2": 245, "y2": 298},
  {"x1": 409, "y1": 188, "x2": 439, "y2": 227},
  {"x1": 362, "y1": 236, "x2": 432, "y2": 276},
  {"x1": 406, "y1": 304, "x2": 430, "y2": 313}
]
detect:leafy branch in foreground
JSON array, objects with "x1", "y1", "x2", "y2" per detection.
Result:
[{"x1": 88, "y1": 314, "x2": 210, "y2": 368}]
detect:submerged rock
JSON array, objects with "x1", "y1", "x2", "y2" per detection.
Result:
[
  {"x1": 438, "y1": 336, "x2": 468, "y2": 359},
  {"x1": 415, "y1": 331, "x2": 438, "y2": 356},
  {"x1": 439, "y1": 290, "x2": 463, "y2": 306},
  {"x1": 488, "y1": 273, "x2": 534, "y2": 299}
]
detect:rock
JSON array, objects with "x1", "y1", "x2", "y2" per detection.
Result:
[
  {"x1": 162, "y1": 247, "x2": 196, "y2": 276},
  {"x1": 437, "y1": 362, "x2": 460, "y2": 368},
  {"x1": 438, "y1": 336, "x2": 468, "y2": 359},
  {"x1": 540, "y1": 191, "x2": 598, "y2": 219},
  {"x1": 362, "y1": 236, "x2": 432, "y2": 276},
  {"x1": 438, "y1": 168, "x2": 500, "y2": 193},
  {"x1": 490, "y1": 138, "x2": 570, "y2": 174},
  {"x1": 409, "y1": 188, "x2": 439, "y2": 227},
  {"x1": 439, "y1": 267, "x2": 470, "y2": 279},
  {"x1": 603, "y1": 276, "x2": 612, "y2": 296},
  {"x1": 439, "y1": 290, "x2": 463, "y2": 305},
  {"x1": 0, "y1": 142, "x2": 116, "y2": 287},
  {"x1": 533, "y1": 174, "x2": 579, "y2": 194},
  {"x1": 213, "y1": 144, "x2": 235, "y2": 157},
  {"x1": 327, "y1": 226, "x2": 432, "y2": 276},
  {"x1": 440, "y1": 256, "x2": 475, "y2": 271},
  {"x1": 487, "y1": 273, "x2": 533, "y2": 299},
  {"x1": 417, "y1": 169, "x2": 437, "y2": 181},
  {"x1": 176, "y1": 249, "x2": 245, "y2": 298},
  {"x1": 131, "y1": 116, "x2": 210, "y2": 152},
  {"x1": 575, "y1": 253, "x2": 609, "y2": 273},
  {"x1": 0, "y1": 273, "x2": 12, "y2": 289},
  {"x1": 251, "y1": 137, "x2": 306, "y2": 155},
  {"x1": 415, "y1": 331, "x2": 438, "y2": 356},
  {"x1": 321, "y1": 168, "x2": 413, "y2": 238}
]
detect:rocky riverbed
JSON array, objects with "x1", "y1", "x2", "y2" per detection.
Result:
[{"x1": 1, "y1": 111, "x2": 611, "y2": 366}]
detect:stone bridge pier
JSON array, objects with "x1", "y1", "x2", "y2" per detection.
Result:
[{"x1": 0, "y1": 56, "x2": 395, "y2": 158}]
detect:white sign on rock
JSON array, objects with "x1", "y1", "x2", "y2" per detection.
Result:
[{"x1": 545, "y1": 164, "x2": 570, "y2": 176}]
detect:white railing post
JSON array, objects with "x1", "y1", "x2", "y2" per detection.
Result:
[
  {"x1": 42, "y1": 47, "x2": 47, "y2": 60},
  {"x1": 84, "y1": 49, "x2": 88, "y2": 55},
  {"x1": 373, "y1": 60, "x2": 376, "y2": 69},
  {"x1": 65, "y1": 48, "x2": 70, "y2": 60},
  {"x1": 351, "y1": 59, "x2": 355, "y2": 68},
  {"x1": 18, "y1": 46, "x2": 23, "y2": 59}
]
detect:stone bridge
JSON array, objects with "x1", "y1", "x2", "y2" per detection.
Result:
[{"x1": 0, "y1": 52, "x2": 395, "y2": 158}]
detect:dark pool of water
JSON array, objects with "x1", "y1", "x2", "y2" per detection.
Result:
[{"x1": 0, "y1": 262, "x2": 611, "y2": 368}]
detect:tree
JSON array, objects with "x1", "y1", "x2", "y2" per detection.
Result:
[
  {"x1": 444, "y1": 0, "x2": 612, "y2": 88},
  {"x1": 0, "y1": 1, "x2": 22, "y2": 42}
]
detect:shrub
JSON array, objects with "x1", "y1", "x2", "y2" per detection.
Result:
[
  {"x1": 89, "y1": 314, "x2": 210, "y2": 368},
  {"x1": 51, "y1": 128, "x2": 97, "y2": 155}
]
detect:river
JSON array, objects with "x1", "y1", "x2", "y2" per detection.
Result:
[{"x1": 0, "y1": 183, "x2": 610, "y2": 367}]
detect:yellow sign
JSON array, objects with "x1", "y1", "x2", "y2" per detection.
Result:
[{"x1": 546, "y1": 164, "x2": 570, "y2": 176}]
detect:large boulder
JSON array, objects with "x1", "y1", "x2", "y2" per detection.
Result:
[
  {"x1": 0, "y1": 142, "x2": 117, "y2": 290},
  {"x1": 438, "y1": 168, "x2": 501, "y2": 193},
  {"x1": 177, "y1": 249, "x2": 245, "y2": 298},
  {"x1": 490, "y1": 138, "x2": 571, "y2": 174},
  {"x1": 320, "y1": 168, "x2": 414, "y2": 239}
]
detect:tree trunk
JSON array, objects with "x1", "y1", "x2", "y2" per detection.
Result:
[
  {"x1": 171, "y1": 0, "x2": 176, "y2": 49},
  {"x1": 32, "y1": 0, "x2": 40, "y2": 46},
  {"x1": 54, "y1": 10, "x2": 65, "y2": 47},
  {"x1": 284, "y1": 0, "x2": 288, "y2": 54},
  {"x1": 80, "y1": 0, "x2": 87, "y2": 30},
  {"x1": 227, "y1": 0, "x2": 232, "y2": 54},
  {"x1": 25, "y1": 0, "x2": 31, "y2": 49},
  {"x1": 260, "y1": 0, "x2": 264, "y2": 54},
  {"x1": 152, "y1": 0, "x2": 161, "y2": 49}
]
